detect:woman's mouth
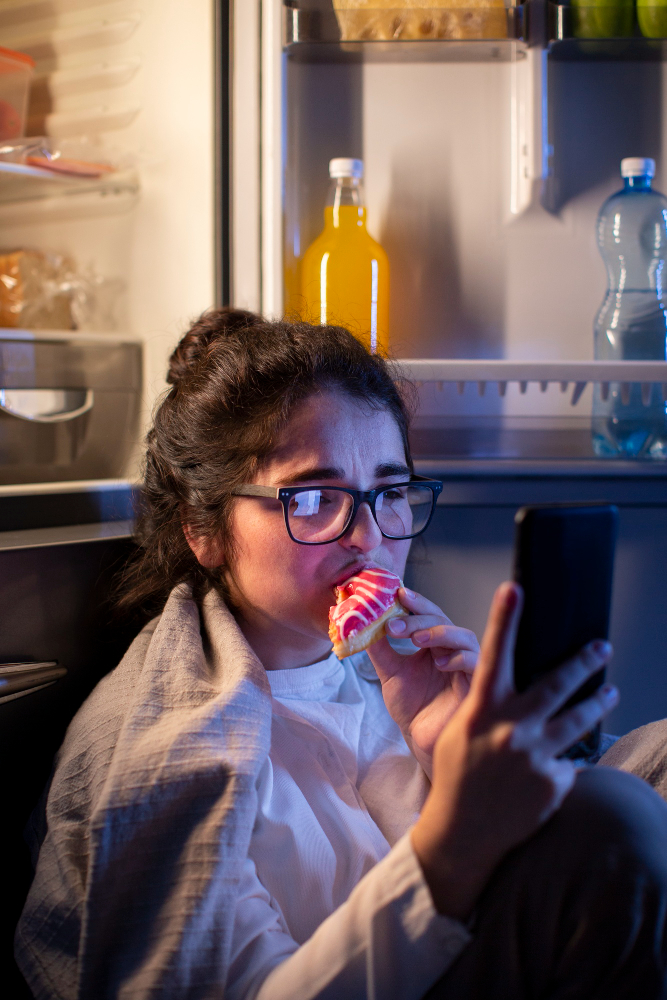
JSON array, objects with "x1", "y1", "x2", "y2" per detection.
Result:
[{"x1": 331, "y1": 561, "x2": 383, "y2": 598}]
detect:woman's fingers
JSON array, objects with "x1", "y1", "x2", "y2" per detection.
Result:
[
  {"x1": 472, "y1": 582, "x2": 524, "y2": 702},
  {"x1": 541, "y1": 683, "x2": 619, "y2": 758},
  {"x1": 430, "y1": 649, "x2": 478, "y2": 673},
  {"x1": 397, "y1": 587, "x2": 453, "y2": 622},
  {"x1": 519, "y1": 640, "x2": 613, "y2": 724},
  {"x1": 388, "y1": 615, "x2": 479, "y2": 652}
]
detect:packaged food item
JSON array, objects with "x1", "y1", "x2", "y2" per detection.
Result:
[
  {"x1": 332, "y1": 0, "x2": 508, "y2": 42},
  {"x1": 299, "y1": 158, "x2": 389, "y2": 353},
  {"x1": 0, "y1": 251, "x2": 74, "y2": 329},
  {"x1": 0, "y1": 48, "x2": 34, "y2": 141},
  {"x1": 0, "y1": 250, "x2": 123, "y2": 331}
]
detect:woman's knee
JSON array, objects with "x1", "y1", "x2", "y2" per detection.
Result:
[{"x1": 558, "y1": 765, "x2": 667, "y2": 881}]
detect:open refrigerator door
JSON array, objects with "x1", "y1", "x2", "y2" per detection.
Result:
[{"x1": 0, "y1": 0, "x2": 217, "y2": 487}]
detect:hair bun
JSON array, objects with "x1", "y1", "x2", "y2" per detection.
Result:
[{"x1": 167, "y1": 307, "x2": 262, "y2": 386}]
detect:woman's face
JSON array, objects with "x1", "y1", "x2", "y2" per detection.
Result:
[{"x1": 221, "y1": 389, "x2": 413, "y2": 668}]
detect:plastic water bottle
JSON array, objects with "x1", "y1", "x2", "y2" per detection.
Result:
[{"x1": 592, "y1": 157, "x2": 667, "y2": 459}]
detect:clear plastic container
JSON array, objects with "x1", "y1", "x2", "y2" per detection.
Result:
[{"x1": 0, "y1": 47, "x2": 35, "y2": 142}]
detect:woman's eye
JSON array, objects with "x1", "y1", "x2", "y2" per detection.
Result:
[{"x1": 383, "y1": 489, "x2": 405, "y2": 502}]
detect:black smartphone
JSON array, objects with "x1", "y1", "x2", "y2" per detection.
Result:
[{"x1": 513, "y1": 503, "x2": 619, "y2": 760}]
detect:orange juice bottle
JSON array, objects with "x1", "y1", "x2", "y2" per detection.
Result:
[{"x1": 300, "y1": 158, "x2": 389, "y2": 353}]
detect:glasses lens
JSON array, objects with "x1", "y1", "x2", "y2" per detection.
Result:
[
  {"x1": 376, "y1": 484, "x2": 434, "y2": 539},
  {"x1": 287, "y1": 489, "x2": 354, "y2": 543}
]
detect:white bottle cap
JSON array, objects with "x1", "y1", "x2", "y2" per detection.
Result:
[
  {"x1": 621, "y1": 157, "x2": 656, "y2": 178},
  {"x1": 329, "y1": 158, "x2": 363, "y2": 179}
]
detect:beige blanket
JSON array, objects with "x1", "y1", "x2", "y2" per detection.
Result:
[{"x1": 15, "y1": 583, "x2": 272, "y2": 1000}]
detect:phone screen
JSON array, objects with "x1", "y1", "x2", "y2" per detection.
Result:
[{"x1": 513, "y1": 503, "x2": 618, "y2": 759}]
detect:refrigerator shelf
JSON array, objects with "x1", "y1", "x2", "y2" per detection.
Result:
[
  {"x1": 0, "y1": 161, "x2": 140, "y2": 209},
  {"x1": 396, "y1": 360, "x2": 667, "y2": 460},
  {"x1": 396, "y1": 359, "x2": 667, "y2": 406},
  {"x1": 284, "y1": 2, "x2": 528, "y2": 61},
  {"x1": 547, "y1": 3, "x2": 667, "y2": 58}
]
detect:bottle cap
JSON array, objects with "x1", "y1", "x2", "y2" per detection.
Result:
[
  {"x1": 329, "y1": 158, "x2": 363, "y2": 179},
  {"x1": 621, "y1": 157, "x2": 656, "y2": 178}
]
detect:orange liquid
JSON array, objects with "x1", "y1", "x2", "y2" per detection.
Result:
[{"x1": 299, "y1": 205, "x2": 389, "y2": 353}]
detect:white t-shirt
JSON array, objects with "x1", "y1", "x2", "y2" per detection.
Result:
[{"x1": 227, "y1": 651, "x2": 472, "y2": 1000}]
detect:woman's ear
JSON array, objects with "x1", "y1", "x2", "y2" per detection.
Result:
[{"x1": 183, "y1": 524, "x2": 225, "y2": 569}]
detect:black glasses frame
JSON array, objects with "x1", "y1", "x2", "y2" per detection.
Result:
[{"x1": 231, "y1": 475, "x2": 443, "y2": 545}]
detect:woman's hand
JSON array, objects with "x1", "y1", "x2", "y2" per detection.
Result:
[
  {"x1": 366, "y1": 587, "x2": 480, "y2": 776},
  {"x1": 410, "y1": 581, "x2": 618, "y2": 923}
]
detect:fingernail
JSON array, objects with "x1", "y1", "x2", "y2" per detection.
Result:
[
  {"x1": 412, "y1": 629, "x2": 430, "y2": 644},
  {"x1": 503, "y1": 583, "x2": 519, "y2": 610},
  {"x1": 402, "y1": 588, "x2": 415, "y2": 600},
  {"x1": 388, "y1": 618, "x2": 406, "y2": 634},
  {"x1": 434, "y1": 653, "x2": 451, "y2": 666},
  {"x1": 589, "y1": 640, "x2": 612, "y2": 660},
  {"x1": 601, "y1": 683, "x2": 619, "y2": 701}
]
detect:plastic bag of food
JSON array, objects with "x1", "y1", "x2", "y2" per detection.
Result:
[
  {"x1": 332, "y1": 0, "x2": 509, "y2": 41},
  {"x1": 0, "y1": 250, "x2": 123, "y2": 331},
  {"x1": 0, "y1": 251, "x2": 73, "y2": 328}
]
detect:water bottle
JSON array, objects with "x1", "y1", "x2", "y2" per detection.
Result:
[{"x1": 592, "y1": 157, "x2": 667, "y2": 459}]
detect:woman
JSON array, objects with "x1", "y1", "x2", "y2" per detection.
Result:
[{"x1": 16, "y1": 309, "x2": 667, "y2": 999}]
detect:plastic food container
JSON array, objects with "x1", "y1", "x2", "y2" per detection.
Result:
[
  {"x1": 0, "y1": 47, "x2": 35, "y2": 142},
  {"x1": 332, "y1": 1, "x2": 510, "y2": 42}
]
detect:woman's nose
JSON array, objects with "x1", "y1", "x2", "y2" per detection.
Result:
[{"x1": 339, "y1": 502, "x2": 382, "y2": 552}]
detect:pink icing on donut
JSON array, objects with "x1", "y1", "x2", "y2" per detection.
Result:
[{"x1": 329, "y1": 567, "x2": 402, "y2": 642}]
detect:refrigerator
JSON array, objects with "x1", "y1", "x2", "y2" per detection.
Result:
[
  {"x1": 2, "y1": 0, "x2": 667, "y2": 822},
  {"x1": 228, "y1": 0, "x2": 667, "y2": 739},
  {"x1": 2, "y1": 0, "x2": 667, "y2": 989}
]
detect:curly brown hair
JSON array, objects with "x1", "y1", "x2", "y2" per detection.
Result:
[{"x1": 117, "y1": 308, "x2": 415, "y2": 617}]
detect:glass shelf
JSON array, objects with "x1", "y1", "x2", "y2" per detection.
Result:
[
  {"x1": 0, "y1": 161, "x2": 140, "y2": 207},
  {"x1": 548, "y1": 2, "x2": 667, "y2": 59},
  {"x1": 284, "y1": 2, "x2": 528, "y2": 62}
]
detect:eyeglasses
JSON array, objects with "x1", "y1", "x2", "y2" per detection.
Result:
[{"x1": 231, "y1": 475, "x2": 443, "y2": 545}]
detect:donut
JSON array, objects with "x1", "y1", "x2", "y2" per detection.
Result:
[{"x1": 329, "y1": 567, "x2": 407, "y2": 659}]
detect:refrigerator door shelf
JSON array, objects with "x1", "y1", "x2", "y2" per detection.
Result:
[
  {"x1": 0, "y1": 332, "x2": 141, "y2": 485},
  {"x1": 399, "y1": 359, "x2": 667, "y2": 461},
  {"x1": 397, "y1": 359, "x2": 667, "y2": 406},
  {"x1": 0, "y1": 388, "x2": 94, "y2": 423},
  {"x1": 0, "y1": 388, "x2": 138, "y2": 484},
  {"x1": 548, "y1": 2, "x2": 667, "y2": 58}
]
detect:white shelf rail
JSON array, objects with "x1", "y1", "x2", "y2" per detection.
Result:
[{"x1": 395, "y1": 360, "x2": 667, "y2": 407}]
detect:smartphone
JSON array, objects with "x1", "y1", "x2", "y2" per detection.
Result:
[{"x1": 513, "y1": 503, "x2": 619, "y2": 760}]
